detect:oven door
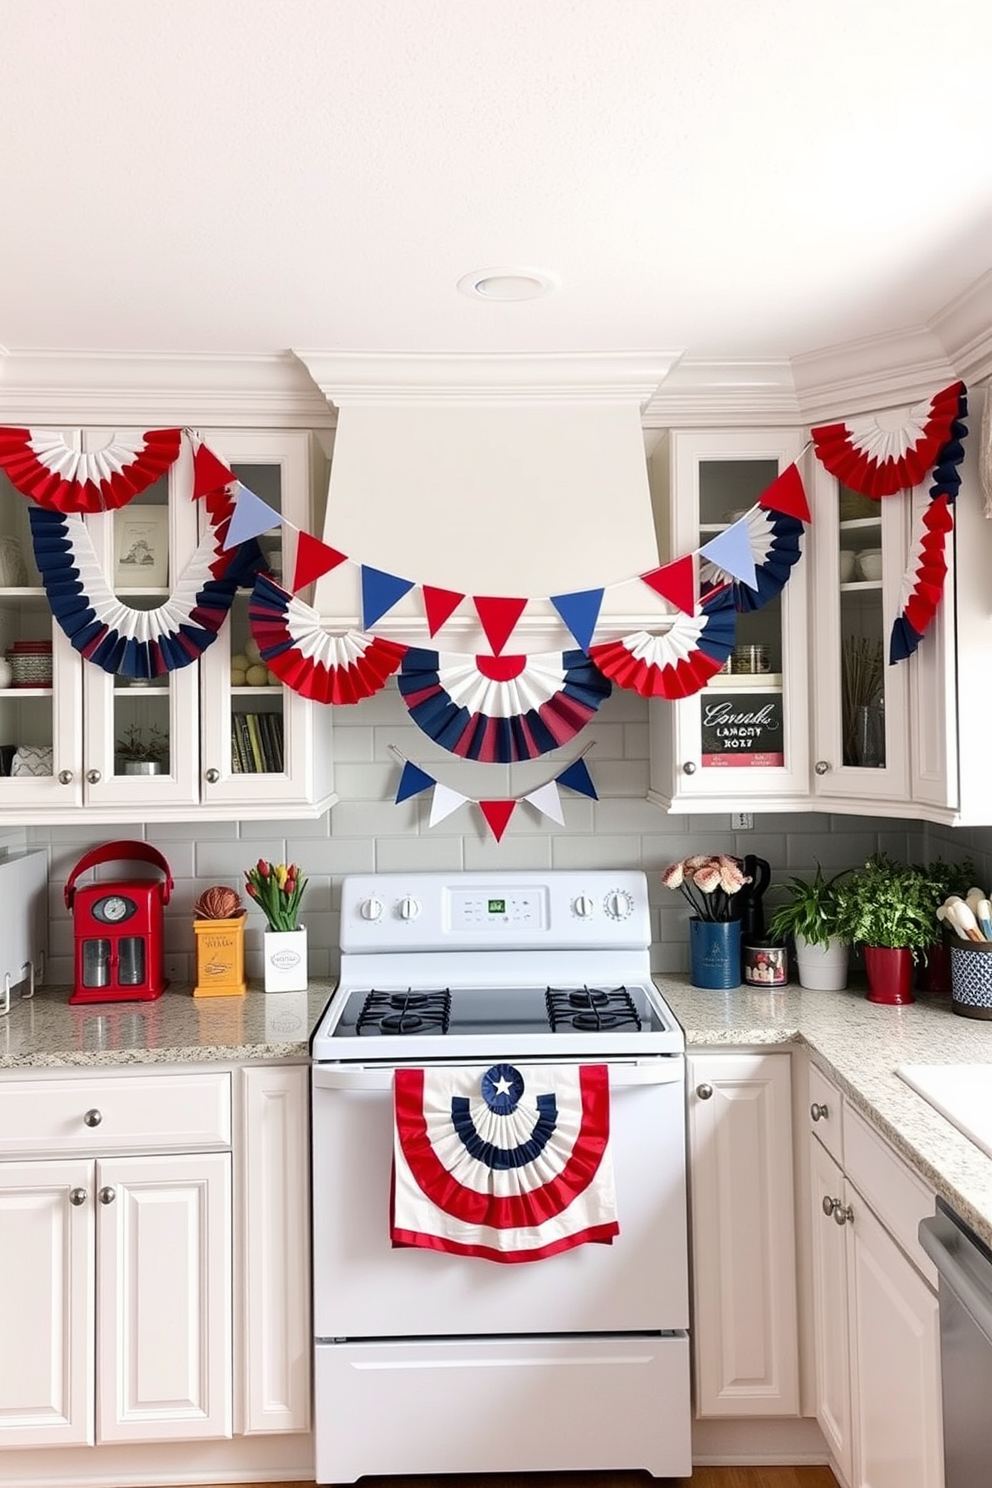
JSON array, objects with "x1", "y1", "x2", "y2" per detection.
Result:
[{"x1": 312, "y1": 1056, "x2": 688, "y2": 1339}]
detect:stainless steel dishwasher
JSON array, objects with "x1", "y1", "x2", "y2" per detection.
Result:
[{"x1": 920, "y1": 1199, "x2": 992, "y2": 1488}]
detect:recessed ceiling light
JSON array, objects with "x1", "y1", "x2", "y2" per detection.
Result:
[{"x1": 457, "y1": 267, "x2": 559, "y2": 302}]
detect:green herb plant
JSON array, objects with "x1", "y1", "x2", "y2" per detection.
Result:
[
  {"x1": 832, "y1": 853, "x2": 934, "y2": 956},
  {"x1": 766, "y1": 865, "x2": 849, "y2": 949}
]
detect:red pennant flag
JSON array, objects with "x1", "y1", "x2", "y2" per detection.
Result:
[
  {"x1": 292, "y1": 531, "x2": 349, "y2": 592},
  {"x1": 479, "y1": 799, "x2": 516, "y2": 842},
  {"x1": 759, "y1": 462, "x2": 812, "y2": 523},
  {"x1": 192, "y1": 440, "x2": 235, "y2": 499},
  {"x1": 423, "y1": 584, "x2": 465, "y2": 636},
  {"x1": 640, "y1": 555, "x2": 696, "y2": 615},
  {"x1": 474, "y1": 596, "x2": 527, "y2": 655}
]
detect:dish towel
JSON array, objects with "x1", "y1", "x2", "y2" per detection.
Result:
[{"x1": 391, "y1": 1061, "x2": 619, "y2": 1263}]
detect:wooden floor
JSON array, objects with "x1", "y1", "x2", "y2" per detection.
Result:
[{"x1": 214, "y1": 1470, "x2": 838, "y2": 1488}]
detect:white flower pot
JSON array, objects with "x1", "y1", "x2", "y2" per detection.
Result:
[
  {"x1": 263, "y1": 927, "x2": 308, "y2": 992},
  {"x1": 795, "y1": 934, "x2": 849, "y2": 991}
]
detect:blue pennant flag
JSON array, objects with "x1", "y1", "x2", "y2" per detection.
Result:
[
  {"x1": 550, "y1": 588, "x2": 604, "y2": 653},
  {"x1": 699, "y1": 520, "x2": 757, "y2": 589},
  {"x1": 395, "y1": 760, "x2": 436, "y2": 803},
  {"x1": 362, "y1": 566, "x2": 415, "y2": 629},
  {"x1": 222, "y1": 484, "x2": 281, "y2": 550},
  {"x1": 557, "y1": 757, "x2": 597, "y2": 800}
]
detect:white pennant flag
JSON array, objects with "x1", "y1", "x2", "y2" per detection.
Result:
[
  {"x1": 429, "y1": 781, "x2": 468, "y2": 827},
  {"x1": 524, "y1": 779, "x2": 565, "y2": 825}
]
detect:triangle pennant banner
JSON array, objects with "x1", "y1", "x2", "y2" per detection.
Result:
[
  {"x1": 423, "y1": 584, "x2": 465, "y2": 636},
  {"x1": 395, "y1": 760, "x2": 436, "y2": 803},
  {"x1": 699, "y1": 521, "x2": 757, "y2": 589},
  {"x1": 222, "y1": 484, "x2": 282, "y2": 550},
  {"x1": 293, "y1": 530, "x2": 349, "y2": 592},
  {"x1": 479, "y1": 799, "x2": 517, "y2": 842},
  {"x1": 192, "y1": 440, "x2": 236, "y2": 499},
  {"x1": 640, "y1": 555, "x2": 696, "y2": 615},
  {"x1": 429, "y1": 781, "x2": 467, "y2": 827},
  {"x1": 759, "y1": 462, "x2": 812, "y2": 523},
  {"x1": 474, "y1": 595, "x2": 527, "y2": 655},
  {"x1": 362, "y1": 566, "x2": 416, "y2": 629},
  {"x1": 549, "y1": 588, "x2": 604, "y2": 652},
  {"x1": 524, "y1": 779, "x2": 565, "y2": 825},
  {"x1": 557, "y1": 757, "x2": 598, "y2": 800}
]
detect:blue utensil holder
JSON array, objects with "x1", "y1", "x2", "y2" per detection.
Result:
[{"x1": 689, "y1": 918, "x2": 742, "y2": 990}]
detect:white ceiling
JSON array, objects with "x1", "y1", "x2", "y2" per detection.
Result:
[{"x1": 2, "y1": 0, "x2": 992, "y2": 373}]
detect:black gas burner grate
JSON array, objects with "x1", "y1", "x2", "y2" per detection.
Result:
[
  {"x1": 545, "y1": 985, "x2": 642, "y2": 1033},
  {"x1": 356, "y1": 989, "x2": 452, "y2": 1036}
]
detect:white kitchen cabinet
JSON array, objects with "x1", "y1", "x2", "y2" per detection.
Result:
[
  {"x1": 648, "y1": 429, "x2": 810, "y2": 812},
  {"x1": 0, "y1": 427, "x2": 334, "y2": 823},
  {"x1": 0, "y1": 1071, "x2": 233, "y2": 1449},
  {"x1": 807, "y1": 1066, "x2": 943, "y2": 1488},
  {"x1": 687, "y1": 1051, "x2": 800, "y2": 1416},
  {"x1": 240, "y1": 1065, "x2": 310, "y2": 1434}
]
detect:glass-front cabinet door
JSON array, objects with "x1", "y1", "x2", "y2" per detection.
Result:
[
  {"x1": 809, "y1": 467, "x2": 910, "y2": 803},
  {"x1": 648, "y1": 429, "x2": 809, "y2": 810}
]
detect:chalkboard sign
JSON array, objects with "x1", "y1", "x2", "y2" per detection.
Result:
[{"x1": 701, "y1": 690, "x2": 784, "y2": 768}]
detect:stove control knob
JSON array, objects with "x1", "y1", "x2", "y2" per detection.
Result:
[
  {"x1": 604, "y1": 889, "x2": 635, "y2": 920},
  {"x1": 360, "y1": 896, "x2": 384, "y2": 922},
  {"x1": 398, "y1": 895, "x2": 421, "y2": 921},
  {"x1": 573, "y1": 894, "x2": 596, "y2": 919}
]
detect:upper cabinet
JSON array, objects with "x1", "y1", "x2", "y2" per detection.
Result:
[
  {"x1": 647, "y1": 429, "x2": 810, "y2": 812},
  {"x1": 0, "y1": 427, "x2": 335, "y2": 823}
]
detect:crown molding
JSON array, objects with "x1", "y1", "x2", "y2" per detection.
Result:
[
  {"x1": 930, "y1": 268, "x2": 992, "y2": 385},
  {"x1": 641, "y1": 358, "x2": 802, "y2": 426},
  {"x1": 291, "y1": 349, "x2": 683, "y2": 405},
  {"x1": 0, "y1": 349, "x2": 335, "y2": 427},
  {"x1": 790, "y1": 326, "x2": 958, "y2": 423}
]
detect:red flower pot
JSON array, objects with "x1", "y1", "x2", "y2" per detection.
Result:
[{"x1": 864, "y1": 945, "x2": 916, "y2": 1005}]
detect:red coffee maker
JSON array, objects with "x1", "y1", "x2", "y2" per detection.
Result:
[{"x1": 65, "y1": 841, "x2": 173, "y2": 1005}]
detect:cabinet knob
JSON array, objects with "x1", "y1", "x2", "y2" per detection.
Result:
[
  {"x1": 98, "y1": 1186, "x2": 116, "y2": 1206},
  {"x1": 833, "y1": 1202, "x2": 854, "y2": 1227},
  {"x1": 814, "y1": 760, "x2": 830, "y2": 776},
  {"x1": 822, "y1": 1195, "x2": 840, "y2": 1217},
  {"x1": 682, "y1": 761, "x2": 697, "y2": 776},
  {"x1": 86, "y1": 768, "x2": 102, "y2": 785},
  {"x1": 810, "y1": 1102, "x2": 829, "y2": 1122},
  {"x1": 696, "y1": 1083, "x2": 713, "y2": 1100},
  {"x1": 205, "y1": 768, "x2": 220, "y2": 784},
  {"x1": 69, "y1": 1187, "x2": 87, "y2": 1207},
  {"x1": 83, "y1": 1108, "x2": 103, "y2": 1127},
  {"x1": 58, "y1": 769, "x2": 74, "y2": 786}
]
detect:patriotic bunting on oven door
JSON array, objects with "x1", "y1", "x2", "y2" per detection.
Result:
[
  {"x1": 391, "y1": 1062, "x2": 619, "y2": 1263},
  {"x1": 0, "y1": 427, "x2": 183, "y2": 513},
  {"x1": 810, "y1": 381, "x2": 965, "y2": 497},
  {"x1": 248, "y1": 572, "x2": 407, "y2": 703},
  {"x1": 588, "y1": 587, "x2": 736, "y2": 699},
  {"x1": 396, "y1": 648, "x2": 612, "y2": 761},
  {"x1": 700, "y1": 506, "x2": 805, "y2": 612},
  {"x1": 27, "y1": 493, "x2": 262, "y2": 678}
]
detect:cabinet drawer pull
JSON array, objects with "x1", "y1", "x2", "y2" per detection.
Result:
[
  {"x1": 69, "y1": 1187, "x2": 87, "y2": 1207},
  {"x1": 814, "y1": 760, "x2": 830, "y2": 776},
  {"x1": 822, "y1": 1194, "x2": 839, "y2": 1217},
  {"x1": 86, "y1": 768, "x2": 102, "y2": 785},
  {"x1": 833, "y1": 1202, "x2": 854, "y2": 1227},
  {"x1": 98, "y1": 1186, "x2": 116, "y2": 1205},
  {"x1": 696, "y1": 1083, "x2": 713, "y2": 1100},
  {"x1": 58, "y1": 769, "x2": 74, "y2": 786},
  {"x1": 810, "y1": 1102, "x2": 829, "y2": 1121},
  {"x1": 682, "y1": 761, "x2": 697, "y2": 776},
  {"x1": 83, "y1": 1108, "x2": 103, "y2": 1127},
  {"x1": 205, "y1": 767, "x2": 220, "y2": 784}
]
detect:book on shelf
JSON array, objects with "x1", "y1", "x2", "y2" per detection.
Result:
[{"x1": 231, "y1": 710, "x2": 285, "y2": 773}]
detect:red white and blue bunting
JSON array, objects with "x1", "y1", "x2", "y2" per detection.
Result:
[
  {"x1": 588, "y1": 588, "x2": 736, "y2": 700},
  {"x1": 0, "y1": 427, "x2": 183, "y2": 513},
  {"x1": 391, "y1": 744, "x2": 598, "y2": 840},
  {"x1": 811, "y1": 381, "x2": 966, "y2": 498},
  {"x1": 396, "y1": 648, "x2": 612, "y2": 762},
  {"x1": 391, "y1": 1062, "x2": 618, "y2": 1262}
]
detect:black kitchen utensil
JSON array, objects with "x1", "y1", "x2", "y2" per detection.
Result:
[{"x1": 740, "y1": 854, "x2": 772, "y2": 941}]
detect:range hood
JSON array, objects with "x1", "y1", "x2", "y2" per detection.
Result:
[{"x1": 294, "y1": 352, "x2": 681, "y2": 652}]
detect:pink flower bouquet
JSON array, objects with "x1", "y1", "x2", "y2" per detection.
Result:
[{"x1": 662, "y1": 854, "x2": 751, "y2": 922}]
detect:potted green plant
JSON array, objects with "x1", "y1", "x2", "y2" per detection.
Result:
[
  {"x1": 115, "y1": 723, "x2": 169, "y2": 776},
  {"x1": 766, "y1": 866, "x2": 850, "y2": 990},
  {"x1": 833, "y1": 853, "x2": 934, "y2": 1005}
]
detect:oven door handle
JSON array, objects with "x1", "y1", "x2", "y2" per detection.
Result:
[{"x1": 312, "y1": 1059, "x2": 684, "y2": 1092}]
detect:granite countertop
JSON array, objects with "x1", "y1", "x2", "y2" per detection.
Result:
[
  {"x1": 658, "y1": 975, "x2": 992, "y2": 1249},
  {"x1": 0, "y1": 982, "x2": 337, "y2": 1068}
]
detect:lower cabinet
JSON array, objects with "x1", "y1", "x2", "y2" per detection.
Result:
[
  {"x1": 807, "y1": 1067, "x2": 943, "y2": 1488},
  {"x1": 687, "y1": 1050, "x2": 800, "y2": 1416}
]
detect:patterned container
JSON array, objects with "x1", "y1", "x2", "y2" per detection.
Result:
[
  {"x1": 8, "y1": 640, "x2": 53, "y2": 687},
  {"x1": 949, "y1": 942, "x2": 992, "y2": 1020}
]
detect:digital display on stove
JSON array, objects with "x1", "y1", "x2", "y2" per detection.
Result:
[{"x1": 487, "y1": 898, "x2": 506, "y2": 915}]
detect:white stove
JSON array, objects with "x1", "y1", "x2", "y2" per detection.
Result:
[{"x1": 310, "y1": 870, "x2": 690, "y2": 1484}]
